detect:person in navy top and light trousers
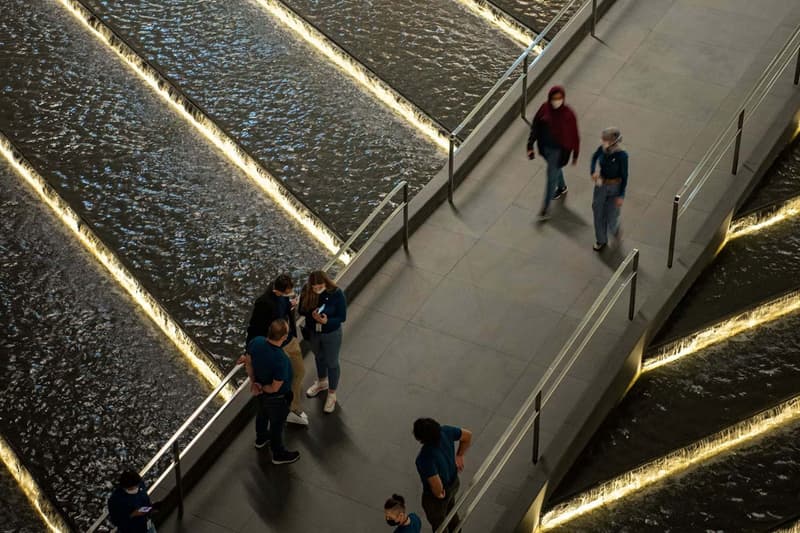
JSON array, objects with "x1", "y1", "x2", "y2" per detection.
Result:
[{"x1": 590, "y1": 127, "x2": 629, "y2": 251}]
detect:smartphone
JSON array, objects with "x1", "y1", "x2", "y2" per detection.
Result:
[
  {"x1": 138, "y1": 506, "x2": 152, "y2": 514},
  {"x1": 317, "y1": 304, "x2": 326, "y2": 314}
]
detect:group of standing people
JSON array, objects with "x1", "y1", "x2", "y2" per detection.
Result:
[{"x1": 527, "y1": 85, "x2": 630, "y2": 251}]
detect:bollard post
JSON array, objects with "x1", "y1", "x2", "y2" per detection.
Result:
[
  {"x1": 172, "y1": 442, "x2": 184, "y2": 518},
  {"x1": 521, "y1": 53, "x2": 529, "y2": 121},
  {"x1": 732, "y1": 109, "x2": 745, "y2": 175},
  {"x1": 448, "y1": 134, "x2": 455, "y2": 205},
  {"x1": 531, "y1": 390, "x2": 542, "y2": 464},
  {"x1": 402, "y1": 181, "x2": 409, "y2": 251},
  {"x1": 591, "y1": 0, "x2": 597, "y2": 37},
  {"x1": 667, "y1": 196, "x2": 679, "y2": 268},
  {"x1": 628, "y1": 249, "x2": 639, "y2": 320}
]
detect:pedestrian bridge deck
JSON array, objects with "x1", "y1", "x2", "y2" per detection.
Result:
[{"x1": 159, "y1": 0, "x2": 800, "y2": 531}]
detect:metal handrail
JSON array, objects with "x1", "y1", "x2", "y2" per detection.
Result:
[
  {"x1": 436, "y1": 249, "x2": 639, "y2": 533},
  {"x1": 447, "y1": 0, "x2": 593, "y2": 203},
  {"x1": 667, "y1": 25, "x2": 800, "y2": 268},
  {"x1": 86, "y1": 363, "x2": 246, "y2": 532}
]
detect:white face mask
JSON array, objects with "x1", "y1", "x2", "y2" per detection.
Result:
[
  {"x1": 550, "y1": 99, "x2": 563, "y2": 109},
  {"x1": 313, "y1": 286, "x2": 325, "y2": 295},
  {"x1": 125, "y1": 487, "x2": 139, "y2": 495}
]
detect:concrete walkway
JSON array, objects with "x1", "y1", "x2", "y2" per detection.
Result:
[{"x1": 159, "y1": 1, "x2": 800, "y2": 531}]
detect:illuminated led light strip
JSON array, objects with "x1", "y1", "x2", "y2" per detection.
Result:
[
  {"x1": 540, "y1": 395, "x2": 800, "y2": 530},
  {"x1": 0, "y1": 435, "x2": 71, "y2": 533},
  {"x1": 0, "y1": 134, "x2": 232, "y2": 401},
  {"x1": 642, "y1": 288, "x2": 800, "y2": 373},
  {"x1": 55, "y1": 0, "x2": 350, "y2": 262},
  {"x1": 774, "y1": 520, "x2": 800, "y2": 533},
  {"x1": 250, "y1": 0, "x2": 450, "y2": 152},
  {"x1": 451, "y1": 0, "x2": 537, "y2": 47},
  {"x1": 728, "y1": 194, "x2": 800, "y2": 240}
]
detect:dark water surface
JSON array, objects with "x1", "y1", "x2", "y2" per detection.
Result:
[
  {"x1": 85, "y1": 0, "x2": 443, "y2": 238},
  {"x1": 739, "y1": 137, "x2": 800, "y2": 214},
  {"x1": 280, "y1": 0, "x2": 523, "y2": 131},
  {"x1": 0, "y1": 464, "x2": 41, "y2": 532},
  {"x1": 548, "y1": 419, "x2": 800, "y2": 533},
  {"x1": 492, "y1": 0, "x2": 581, "y2": 35},
  {"x1": 0, "y1": 162, "x2": 210, "y2": 529},
  {"x1": 1, "y1": 0, "x2": 329, "y2": 365},
  {"x1": 553, "y1": 311, "x2": 800, "y2": 501}
]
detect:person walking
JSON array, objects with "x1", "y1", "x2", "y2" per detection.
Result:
[
  {"x1": 413, "y1": 418, "x2": 472, "y2": 532},
  {"x1": 526, "y1": 85, "x2": 580, "y2": 221},
  {"x1": 300, "y1": 270, "x2": 347, "y2": 414},
  {"x1": 107, "y1": 470, "x2": 156, "y2": 533},
  {"x1": 243, "y1": 318, "x2": 300, "y2": 464},
  {"x1": 590, "y1": 127, "x2": 629, "y2": 251},
  {"x1": 384, "y1": 494, "x2": 422, "y2": 532},
  {"x1": 246, "y1": 273, "x2": 308, "y2": 426}
]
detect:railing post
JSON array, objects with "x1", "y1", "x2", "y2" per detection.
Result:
[
  {"x1": 667, "y1": 195, "x2": 679, "y2": 268},
  {"x1": 448, "y1": 134, "x2": 455, "y2": 205},
  {"x1": 521, "y1": 53, "x2": 529, "y2": 121},
  {"x1": 531, "y1": 390, "x2": 542, "y2": 464},
  {"x1": 628, "y1": 249, "x2": 639, "y2": 320},
  {"x1": 402, "y1": 181, "x2": 409, "y2": 251},
  {"x1": 795, "y1": 47, "x2": 800, "y2": 85},
  {"x1": 732, "y1": 109, "x2": 745, "y2": 175},
  {"x1": 591, "y1": 0, "x2": 597, "y2": 37},
  {"x1": 172, "y1": 442, "x2": 184, "y2": 518}
]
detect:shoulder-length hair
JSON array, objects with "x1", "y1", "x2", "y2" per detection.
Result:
[{"x1": 300, "y1": 270, "x2": 337, "y2": 312}]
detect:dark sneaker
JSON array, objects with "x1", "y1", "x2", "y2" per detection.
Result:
[
  {"x1": 553, "y1": 186, "x2": 568, "y2": 200},
  {"x1": 254, "y1": 438, "x2": 269, "y2": 450},
  {"x1": 593, "y1": 242, "x2": 606, "y2": 251},
  {"x1": 537, "y1": 209, "x2": 550, "y2": 221},
  {"x1": 272, "y1": 450, "x2": 301, "y2": 465}
]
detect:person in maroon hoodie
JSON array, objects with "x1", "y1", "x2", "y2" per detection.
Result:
[{"x1": 526, "y1": 85, "x2": 580, "y2": 221}]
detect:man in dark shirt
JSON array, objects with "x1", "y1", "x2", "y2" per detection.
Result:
[
  {"x1": 413, "y1": 418, "x2": 472, "y2": 532},
  {"x1": 246, "y1": 274, "x2": 307, "y2": 426},
  {"x1": 244, "y1": 319, "x2": 300, "y2": 465}
]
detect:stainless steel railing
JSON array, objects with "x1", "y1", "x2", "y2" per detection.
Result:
[
  {"x1": 447, "y1": 0, "x2": 595, "y2": 203},
  {"x1": 436, "y1": 248, "x2": 639, "y2": 533},
  {"x1": 667, "y1": 25, "x2": 800, "y2": 268}
]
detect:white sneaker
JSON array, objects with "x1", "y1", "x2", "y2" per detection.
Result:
[
  {"x1": 324, "y1": 392, "x2": 337, "y2": 414},
  {"x1": 306, "y1": 380, "x2": 328, "y2": 398},
  {"x1": 286, "y1": 411, "x2": 309, "y2": 426}
]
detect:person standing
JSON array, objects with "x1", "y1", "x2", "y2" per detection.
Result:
[
  {"x1": 246, "y1": 273, "x2": 308, "y2": 426},
  {"x1": 107, "y1": 470, "x2": 155, "y2": 533},
  {"x1": 300, "y1": 270, "x2": 347, "y2": 414},
  {"x1": 384, "y1": 494, "x2": 422, "y2": 532},
  {"x1": 526, "y1": 85, "x2": 580, "y2": 221},
  {"x1": 244, "y1": 319, "x2": 300, "y2": 464},
  {"x1": 590, "y1": 127, "x2": 629, "y2": 251},
  {"x1": 413, "y1": 418, "x2": 472, "y2": 532}
]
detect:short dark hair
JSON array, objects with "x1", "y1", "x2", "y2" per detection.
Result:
[
  {"x1": 268, "y1": 318, "x2": 289, "y2": 341},
  {"x1": 384, "y1": 494, "x2": 406, "y2": 511},
  {"x1": 118, "y1": 470, "x2": 141, "y2": 489},
  {"x1": 274, "y1": 274, "x2": 294, "y2": 293},
  {"x1": 413, "y1": 418, "x2": 441, "y2": 446}
]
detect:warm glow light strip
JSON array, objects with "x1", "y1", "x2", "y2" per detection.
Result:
[
  {"x1": 0, "y1": 135, "x2": 231, "y2": 401},
  {"x1": 0, "y1": 435, "x2": 71, "y2": 533},
  {"x1": 250, "y1": 0, "x2": 450, "y2": 151},
  {"x1": 642, "y1": 288, "x2": 800, "y2": 373},
  {"x1": 775, "y1": 521, "x2": 800, "y2": 533},
  {"x1": 451, "y1": 0, "x2": 536, "y2": 47},
  {"x1": 540, "y1": 395, "x2": 800, "y2": 530},
  {"x1": 728, "y1": 195, "x2": 800, "y2": 240},
  {"x1": 55, "y1": 0, "x2": 350, "y2": 262}
]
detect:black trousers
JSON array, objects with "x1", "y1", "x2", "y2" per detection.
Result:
[
  {"x1": 255, "y1": 392, "x2": 292, "y2": 454},
  {"x1": 422, "y1": 477, "x2": 460, "y2": 532}
]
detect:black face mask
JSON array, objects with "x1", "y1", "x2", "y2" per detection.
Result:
[{"x1": 386, "y1": 518, "x2": 400, "y2": 527}]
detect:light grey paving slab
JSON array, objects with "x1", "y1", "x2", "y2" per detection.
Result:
[
  {"x1": 384, "y1": 223, "x2": 478, "y2": 276},
  {"x1": 353, "y1": 264, "x2": 443, "y2": 321},
  {"x1": 683, "y1": 0, "x2": 799, "y2": 23},
  {"x1": 337, "y1": 302, "x2": 407, "y2": 369}
]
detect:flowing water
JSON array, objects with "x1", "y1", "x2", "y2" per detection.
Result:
[
  {"x1": 277, "y1": 0, "x2": 524, "y2": 131},
  {"x1": 84, "y1": 0, "x2": 444, "y2": 238},
  {"x1": 0, "y1": 465, "x2": 42, "y2": 533},
  {"x1": 0, "y1": 161, "x2": 211, "y2": 530},
  {"x1": 1, "y1": 0, "x2": 330, "y2": 366},
  {"x1": 492, "y1": 0, "x2": 582, "y2": 35}
]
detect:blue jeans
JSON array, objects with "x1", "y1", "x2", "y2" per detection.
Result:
[
  {"x1": 542, "y1": 147, "x2": 566, "y2": 211},
  {"x1": 308, "y1": 327, "x2": 342, "y2": 390},
  {"x1": 255, "y1": 392, "x2": 291, "y2": 453},
  {"x1": 592, "y1": 181, "x2": 621, "y2": 244}
]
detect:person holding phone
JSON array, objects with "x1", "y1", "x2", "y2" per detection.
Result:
[
  {"x1": 299, "y1": 270, "x2": 347, "y2": 413},
  {"x1": 107, "y1": 470, "x2": 156, "y2": 533}
]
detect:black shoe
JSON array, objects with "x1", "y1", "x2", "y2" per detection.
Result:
[
  {"x1": 593, "y1": 242, "x2": 606, "y2": 252},
  {"x1": 272, "y1": 450, "x2": 300, "y2": 465},
  {"x1": 537, "y1": 209, "x2": 550, "y2": 221},
  {"x1": 254, "y1": 438, "x2": 269, "y2": 450},
  {"x1": 553, "y1": 186, "x2": 568, "y2": 200}
]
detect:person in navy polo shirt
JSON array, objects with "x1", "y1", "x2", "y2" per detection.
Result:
[
  {"x1": 243, "y1": 318, "x2": 300, "y2": 465},
  {"x1": 384, "y1": 494, "x2": 422, "y2": 532},
  {"x1": 413, "y1": 418, "x2": 472, "y2": 532}
]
